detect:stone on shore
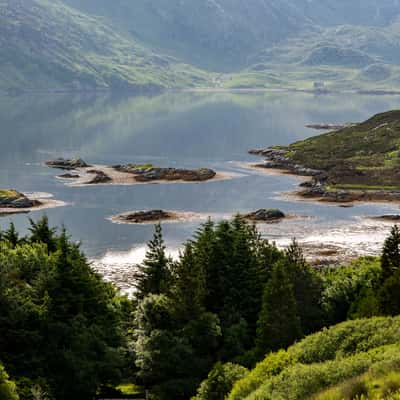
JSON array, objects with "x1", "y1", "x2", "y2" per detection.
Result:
[
  {"x1": 0, "y1": 190, "x2": 40, "y2": 209},
  {"x1": 244, "y1": 209, "x2": 286, "y2": 222}
]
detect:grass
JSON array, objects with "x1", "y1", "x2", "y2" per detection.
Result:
[
  {"x1": 278, "y1": 110, "x2": 400, "y2": 188},
  {"x1": 0, "y1": 190, "x2": 22, "y2": 199},
  {"x1": 126, "y1": 163, "x2": 156, "y2": 170}
]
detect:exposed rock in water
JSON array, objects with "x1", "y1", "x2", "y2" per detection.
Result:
[
  {"x1": 0, "y1": 190, "x2": 40, "y2": 209},
  {"x1": 58, "y1": 173, "x2": 80, "y2": 179},
  {"x1": 244, "y1": 209, "x2": 286, "y2": 222},
  {"x1": 46, "y1": 158, "x2": 90, "y2": 170},
  {"x1": 114, "y1": 165, "x2": 216, "y2": 182},
  {"x1": 86, "y1": 170, "x2": 112, "y2": 184},
  {"x1": 370, "y1": 215, "x2": 400, "y2": 222},
  {"x1": 114, "y1": 210, "x2": 175, "y2": 223}
]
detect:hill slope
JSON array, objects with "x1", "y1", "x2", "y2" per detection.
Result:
[
  {"x1": 280, "y1": 110, "x2": 400, "y2": 188},
  {"x1": 228, "y1": 316, "x2": 400, "y2": 400},
  {"x1": 0, "y1": 0, "x2": 210, "y2": 92}
]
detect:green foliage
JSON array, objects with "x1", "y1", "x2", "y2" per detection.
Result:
[
  {"x1": 0, "y1": 217, "x2": 125, "y2": 400},
  {"x1": 228, "y1": 317, "x2": 400, "y2": 400},
  {"x1": 0, "y1": 363, "x2": 19, "y2": 400},
  {"x1": 255, "y1": 260, "x2": 302, "y2": 355},
  {"x1": 192, "y1": 362, "x2": 248, "y2": 400},
  {"x1": 134, "y1": 224, "x2": 171, "y2": 300},
  {"x1": 381, "y1": 225, "x2": 400, "y2": 281}
]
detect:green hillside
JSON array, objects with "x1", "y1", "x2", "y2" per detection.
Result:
[
  {"x1": 0, "y1": 0, "x2": 210, "y2": 92},
  {"x1": 228, "y1": 316, "x2": 400, "y2": 400}
]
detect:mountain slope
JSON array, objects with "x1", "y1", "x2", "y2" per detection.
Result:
[
  {"x1": 0, "y1": 0, "x2": 210, "y2": 92},
  {"x1": 63, "y1": 0, "x2": 400, "y2": 71}
]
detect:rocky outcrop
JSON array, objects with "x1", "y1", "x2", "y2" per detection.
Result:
[
  {"x1": 46, "y1": 158, "x2": 90, "y2": 170},
  {"x1": 0, "y1": 190, "x2": 40, "y2": 209},
  {"x1": 244, "y1": 209, "x2": 286, "y2": 222},
  {"x1": 114, "y1": 210, "x2": 175, "y2": 224},
  {"x1": 113, "y1": 165, "x2": 216, "y2": 182},
  {"x1": 249, "y1": 147, "x2": 322, "y2": 177},
  {"x1": 370, "y1": 215, "x2": 400, "y2": 222},
  {"x1": 86, "y1": 170, "x2": 112, "y2": 184},
  {"x1": 58, "y1": 173, "x2": 80, "y2": 179}
]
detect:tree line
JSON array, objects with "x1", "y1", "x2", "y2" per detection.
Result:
[{"x1": 0, "y1": 216, "x2": 400, "y2": 399}]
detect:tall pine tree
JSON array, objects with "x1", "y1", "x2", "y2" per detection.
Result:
[
  {"x1": 255, "y1": 261, "x2": 302, "y2": 356},
  {"x1": 134, "y1": 224, "x2": 171, "y2": 300},
  {"x1": 381, "y1": 225, "x2": 400, "y2": 280}
]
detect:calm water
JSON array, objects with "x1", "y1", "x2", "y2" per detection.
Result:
[{"x1": 1, "y1": 91, "x2": 399, "y2": 292}]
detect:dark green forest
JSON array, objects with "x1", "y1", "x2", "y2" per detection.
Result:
[{"x1": 1, "y1": 216, "x2": 400, "y2": 399}]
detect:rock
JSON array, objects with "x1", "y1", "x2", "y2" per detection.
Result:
[
  {"x1": 371, "y1": 215, "x2": 400, "y2": 222},
  {"x1": 116, "y1": 210, "x2": 174, "y2": 223},
  {"x1": 114, "y1": 165, "x2": 216, "y2": 182},
  {"x1": 58, "y1": 173, "x2": 80, "y2": 179},
  {"x1": 46, "y1": 158, "x2": 90, "y2": 170},
  {"x1": 86, "y1": 170, "x2": 112, "y2": 184},
  {"x1": 245, "y1": 209, "x2": 286, "y2": 222},
  {"x1": 0, "y1": 189, "x2": 39, "y2": 209}
]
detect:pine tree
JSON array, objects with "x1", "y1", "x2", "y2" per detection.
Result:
[
  {"x1": 3, "y1": 222, "x2": 19, "y2": 247},
  {"x1": 29, "y1": 216, "x2": 57, "y2": 252},
  {"x1": 134, "y1": 224, "x2": 171, "y2": 300},
  {"x1": 284, "y1": 240, "x2": 324, "y2": 335},
  {"x1": 170, "y1": 243, "x2": 206, "y2": 323},
  {"x1": 255, "y1": 261, "x2": 302, "y2": 355},
  {"x1": 381, "y1": 225, "x2": 400, "y2": 280}
]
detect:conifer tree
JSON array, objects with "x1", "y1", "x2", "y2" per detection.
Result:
[
  {"x1": 134, "y1": 224, "x2": 171, "y2": 300},
  {"x1": 3, "y1": 222, "x2": 19, "y2": 247},
  {"x1": 255, "y1": 261, "x2": 302, "y2": 355},
  {"x1": 29, "y1": 216, "x2": 57, "y2": 252},
  {"x1": 170, "y1": 243, "x2": 206, "y2": 322},
  {"x1": 381, "y1": 225, "x2": 400, "y2": 280}
]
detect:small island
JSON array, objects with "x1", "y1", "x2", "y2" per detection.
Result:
[
  {"x1": 243, "y1": 208, "x2": 286, "y2": 222},
  {"x1": 250, "y1": 110, "x2": 400, "y2": 204},
  {"x1": 110, "y1": 210, "x2": 203, "y2": 224},
  {"x1": 47, "y1": 159, "x2": 219, "y2": 186},
  {"x1": 0, "y1": 189, "x2": 64, "y2": 215}
]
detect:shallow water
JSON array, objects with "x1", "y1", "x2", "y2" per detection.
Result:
[{"x1": 0, "y1": 91, "x2": 399, "y2": 292}]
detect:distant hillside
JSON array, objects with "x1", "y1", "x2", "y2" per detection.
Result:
[
  {"x1": 0, "y1": 0, "x2": 209, "y2": 92},
  {"x1": 63, "y1": 0, "x2": 400, "y2": 71}
]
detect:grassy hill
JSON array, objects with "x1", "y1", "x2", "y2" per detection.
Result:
[
  {"x1": 228, "y1": 316, "x2": 400, "y2": 400},
  {"x1": 277, "y1": 110, "x2": 400, "y2": 189},
  {"x1": 0, "y1": 0, "x2": 210, "y2": 92}
]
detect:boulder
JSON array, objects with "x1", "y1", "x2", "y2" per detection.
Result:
[
  {"x1": 245, "y1": 209, "x2": 286, "y2": 222},
  {"x1": 116, "y1": 210, "x2": 174, "y2": 223},
  {"x1": 86, "y1": 170, "x2": 112, "y2": 184},
  {"x1": 46, "y1": 158, "x2": 90, "y2": 170}
]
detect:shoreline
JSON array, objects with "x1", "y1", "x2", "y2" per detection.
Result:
[
  {"x1": 0, "y1": 193, "x2": 66, "y2": 216},
  {"x1": 52, "y1": 164, "x2": 237, "y2": 187}
]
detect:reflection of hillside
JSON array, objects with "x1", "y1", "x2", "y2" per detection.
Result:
[{"x1": 1, "y1": 92, "x2": 400, "y2": 165}]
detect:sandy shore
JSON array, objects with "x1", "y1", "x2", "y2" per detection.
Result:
[{"x1": 56, "y1": 165, "x2": 238, "y2": 187}]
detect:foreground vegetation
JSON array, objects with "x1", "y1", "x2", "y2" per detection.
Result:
[{"x1": 1, "y1": 216, "x2": 400, "y2": 399}]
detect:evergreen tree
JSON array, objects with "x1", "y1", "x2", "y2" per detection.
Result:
[
  {"x1": 255, "y1": 261, "x2": 302, "y2": 355},
  {"x1": 170, "y1": 243, "x2": 206, "y2": 323},
  {"x1": 3, "y1": 223, "x2": 19, "y2": 247},
  {"x1": 29, "y1": 216, "x2": 57, "y2": 252},
  {"x1": 134, "y1": 224, "x2": 171, "y2": 300},
  {"x1": 284, "y1": 240, "x2": 324, "y2": 335},
  {"x1": 381, "y1": 225, "x2": 400, "y2": 280}
]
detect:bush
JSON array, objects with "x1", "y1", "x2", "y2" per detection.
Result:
[
  {"x1": 0, "y1": 363, "x2": 19, "y2": 400},
  {"x1": 193, "y1": 363, "x2": 248, "y2": 400}
]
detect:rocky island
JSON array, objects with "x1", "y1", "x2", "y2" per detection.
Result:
[
  {"x1": 47, "y1": 159, "x2": 219, "y2": 186},
  {"x1": 0, "y1": 190, "x2": 64, "y2": 215},
  {"x1": 111, "y1": 209, "x2": 203, "y2": 224},
  {"x1": 243, "y1": 209, "x2": 287, "y2": 222},
  {"x1": 250, "y1": 110, "x2": 400, "y2": 204}
]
